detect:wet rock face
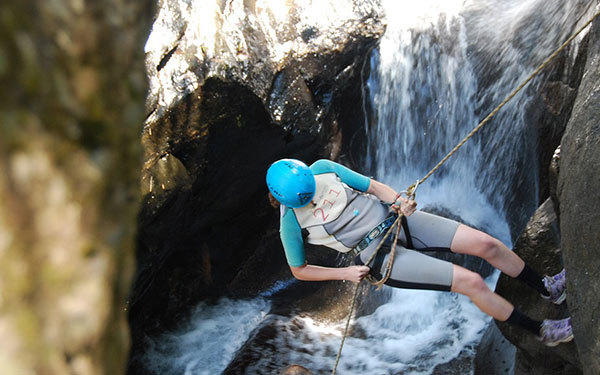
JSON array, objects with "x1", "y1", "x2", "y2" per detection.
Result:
[
  {"x1": 129, "y1": 0, "x2": 385, "y2": 371},
  {"x1": 532, "y1": 32, "x2": 588, "y2": 206},
  {"x1": 473, "y1": 323, "x2": 516, "y2": 375},
  {"x1": 0, "y1": 0, "x2": 152, "y2": 374},
  {"x1": 485, "y1": 16, "x2": 600, "y2": 375},
  {"x1": 495, "y1": 199, "x2": 580, "y2": 374},
  {"x1": 558, "y1": 18, "x2": 600, "y2": 375}
]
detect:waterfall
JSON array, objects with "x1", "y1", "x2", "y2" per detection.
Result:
[
  {"x1": 365, "y1": 0, "x2": 503, "y2": 236},
  {"x1": 143, "y1": 1, "x2": 592, "y2": 374},
  {"x1": 366, "y1": 0, "x2": 590, "y2": 235}
]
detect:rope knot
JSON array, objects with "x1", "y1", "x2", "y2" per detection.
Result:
[
  {"x1": 406, "y1": 180, "x2": 421, "y2": 200},
  {"x1": 401, "y1": 179, "x2": 420, "y2": 201}
]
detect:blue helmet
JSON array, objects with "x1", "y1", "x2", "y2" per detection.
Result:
[{"x1": 266, "y1": 159, "x2": 315, "y2": 208}]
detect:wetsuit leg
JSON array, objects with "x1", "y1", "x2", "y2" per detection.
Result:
[
  {"x1": 399, "y1": 210, "x2": 460, "y2": 251},
  {"x1": 356, "y1": 242, "x2": 454, "y2": 291},
  {"x1": 354, "y1": 210, "x2": 460, "y2": 291}
]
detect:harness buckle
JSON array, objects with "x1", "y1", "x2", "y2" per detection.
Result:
[{"x1": 352, "y1": 213, "x2": 397, "y2": 255}]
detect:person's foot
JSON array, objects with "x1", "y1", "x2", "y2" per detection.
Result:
[
  {"x1": 539, "y1": 317, "x2": 574, "y2": 346},
  {"x1": 542, "y1": 268, "x2": 566, "y2": 304}
]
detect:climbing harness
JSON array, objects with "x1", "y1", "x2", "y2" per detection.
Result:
[
  {"x1": 332, "y1": 8, "x2": 600, "y2": 374},
  {"x1": 352, "y1": 214, "x2": 397, "y2": 254}
]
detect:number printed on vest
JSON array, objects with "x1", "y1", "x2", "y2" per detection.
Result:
[
  {"x1": 312, "y1": 189, "x2": 341, "y2": 222},
  {"x1": 329, "y1": 188, "x2": 341, "y2": 197},
  {"x1": 313, "y1": 208, "x2": 329, "y2": 222}
]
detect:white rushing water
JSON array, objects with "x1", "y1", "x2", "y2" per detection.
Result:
[
  {"x1": 145, "y1": 0, "x2": 593, "y2": 374},
  {"x1": 143, "y1": 298, "x2": 272, "y2": 375}
]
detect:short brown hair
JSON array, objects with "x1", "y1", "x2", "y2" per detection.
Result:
[
  {"x1": 280, "y1": 364, "x2": 312, "y2": 375},
  {"x1": 267, "y1": 191, "x2": 280, "y2": 209}
]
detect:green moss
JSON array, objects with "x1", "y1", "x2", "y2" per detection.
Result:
[
  {"x1": 83, "y1": 245, "x2": 99, "y2": 259},
  {"x1": 14, "y1": 309, "x2": 41, "y2": 352},
  {"x1": 0, "y1": 1, "x2": 152, "y2": 373},
  {"x1": 2, "y1": 254, "x2": 33, "y2": 305},
  {"x1": 0, "y1": 110, "x2": 39, "y2": 151},
  {"x1": 40, "y1": 260, "x2": 73, "y2": 289},
  {"x1": 0, "y1": 46, "x2": 7, "y2": 76}
]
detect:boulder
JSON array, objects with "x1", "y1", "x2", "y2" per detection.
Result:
[
  {"x1": 474, "y1": 322, "x2": 516, "y2": 375},
  {"x1": 0, "y1": 0, "x2": 151, "y2": 374},
  {"x1": 533, "y1": 31, "x2": 588, "y2": 205},
  {"x1": 129, "y1": 1, "x2": 385, "y2": 372},
  {"x1": 495, "y1": 198, "x2": 579, "y2": 374},
  {"x1": 493, "y1": 14, "x2": 600, "y2": 375},
  {"x1": 557, "y1": 16, "x2": 600, "y2": 375}
]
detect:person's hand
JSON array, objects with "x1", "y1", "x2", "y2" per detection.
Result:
[
  {"x1": 344, "y1": 265, "x2": 370, "y2": 283},
  {"x1": 391, "y1": 194, "x2": 417, "y2": 216}
]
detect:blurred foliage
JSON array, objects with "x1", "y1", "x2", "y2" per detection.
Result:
[{"x1": 0, "y1": 0, "x2": 153, "y2": 374}]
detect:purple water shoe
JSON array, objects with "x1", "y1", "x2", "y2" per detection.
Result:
[
  {"x1": 539, "y1": 317, "x2": 574, "y2": 346},
  {"x1": 542, "y1": 268, "x2": 566, "y2": 304}
]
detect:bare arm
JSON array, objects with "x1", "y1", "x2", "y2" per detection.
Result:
[
  {"x1": 290, "y1": 264, "x2": 370, "y2": 283},
  {"x1": 367, "y1": 179, "x2": 417, "y2": 216},
  {"x1": 366, "y1": 179, "x2": 398, "y2": 203}
]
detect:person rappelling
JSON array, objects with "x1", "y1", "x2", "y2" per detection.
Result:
[{"x1": 266, "y1": 158, "x2": 573, "y2": 347}]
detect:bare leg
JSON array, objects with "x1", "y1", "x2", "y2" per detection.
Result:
[
  {"x1": 450, "y1": 224, "x2": 525, "y2": 277},
  {"x1": 451, "y1": 265, "x2": 513, "y2": 320}
]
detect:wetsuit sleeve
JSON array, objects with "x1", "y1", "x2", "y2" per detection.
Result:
[
  {"x1": 280, "y1": 208, "x2": 306, "y2": 267},
  {"x1": 310, "y1": 159, "x2": 371, "y2": 192}
]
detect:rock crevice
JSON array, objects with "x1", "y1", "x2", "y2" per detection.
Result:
[{"x1": 495, "y1": 15, "x2": 600, "y2": 375}]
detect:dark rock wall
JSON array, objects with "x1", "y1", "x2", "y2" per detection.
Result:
[
  {"x1": 474, "y1": 323, "x2": 516, "y2": 375},
  {"x1": 0, "y1": 0, "x2": 152, "y2": 374},
  {"x1": 557, "y1": 17, "x2": 600, "y2": 375},
  {"x1": 496, "y1": 199, "x2": 580, "y2": 374},
  {"x1": 131, "y1": 2, "x2": 600, "y2": 374},
  {"x1": 128, "y1": 2, "x2": 385, "y2": 372},
  {"x1": 495, "y1": 14, "x2": 600, "y2": 375},
  {"x1": 531, "y1": 33, "x2": 588, "y2": 207}
]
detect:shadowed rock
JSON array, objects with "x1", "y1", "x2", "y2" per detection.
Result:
[
  {"x1": 128, "y1": 1, "x2": 385, "y2": 373},
  {"x1": 558, "y1": 16, "x2": 600, "y2": 375},
  {"x1": 0, "y1": 0, "x2": 152, "y2": 373},
  {"x1": 495, "y1": 198, "x2": 579, "y2": 373}
]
